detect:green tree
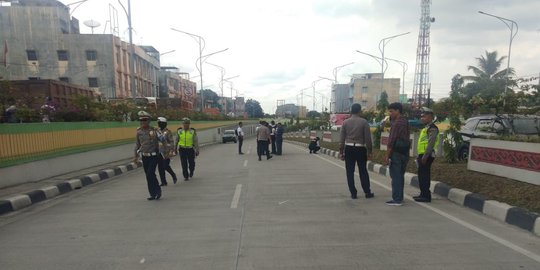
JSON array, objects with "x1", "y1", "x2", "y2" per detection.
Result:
[
  {"x1": 373, "y1": 91, "x2": 389, "y2": 148},
  {"x1": 245, "y1": 99, "x2": 264, "y2": 118},
  {"x1": 463, "y1": 51, "x2": 512, "y2": 81},
  {"x1": 306, "y1": 110, "x2": 321, "y2": 119},
  {"x1": 442, "y1": 74, "x2": 465, "y2": 163}
]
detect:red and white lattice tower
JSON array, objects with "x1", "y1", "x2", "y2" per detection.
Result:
[{"x1": 412, "y1": 0, "x2": 435, "y2": 108}]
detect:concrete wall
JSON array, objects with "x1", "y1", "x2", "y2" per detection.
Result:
[
  {"x1": 468, "y1": 138, "x2": 540, "y2": 185},
  {"x1": 0, "y1": 124, "x2": 257, "y2": 188}
]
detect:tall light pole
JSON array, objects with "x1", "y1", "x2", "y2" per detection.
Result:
[
  {"x1": 312, "y1": 78, "x2": 327, "y2": 112},
  {"x1": 170, "y1": 28, "x2": 206, "y2": 110},
  {"x1": 332, "y1": 62, "x2": 355, "y2": 83},
  {"x1": 206, "y1": 62, "x2": 225, "y2": 113},
  {"x1": 198, "y1": 48, "x2": 228, "y2": 110},
  {"x1": 329, "y1": 62, "x2": 354, "y2": 113},
  {"x1": 386, "y1": 57, "x2": 408, "y2": 100},
  {"x1": 224, "y1": 75, "x2": 239, "y2": 115},
  {"x1": 379, "y1": 32, "x2": 410, "y2": 98},
  {"x1": 318, "y1": 76, "x2": 334, "y2": 112},
  {"x1": 116, "y1": 0, "x2": 136, "y2": 99},
  {"x1": 478, "y1": 11, "x2": 518, "y2": 106}
]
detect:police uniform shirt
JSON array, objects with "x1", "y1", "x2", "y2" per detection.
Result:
[
  {"x1": 157, "y1": 127, "x2": 175, "y2": 158},
  {"x1": 340, "y1": 114, "x2": 373, "y2": 154},
  {"x1": 135, "y1": 127, "x2": 159, "y2": 156}
]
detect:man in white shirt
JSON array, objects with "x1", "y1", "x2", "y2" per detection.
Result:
[{"x1": 237, "y1": 122, "x2": 245, "y2": 155}]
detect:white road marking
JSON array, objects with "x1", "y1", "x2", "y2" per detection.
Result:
[
  {"x1": 289, "y1": 143, "x2": 540, "y2": 263},
  {"x1": 279, "y1": 200, "x2": 289, "y2": 205},
  {"x1": 230, "y1": 184, "x2": 242, "y2": 209},
  {"x1": 243, "y1": 160, "x2": 248, "y2": 167},
  {"x1": 140, "y1": 258, "x2": 145, "y2": 264}
]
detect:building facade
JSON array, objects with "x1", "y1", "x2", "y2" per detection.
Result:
[
  {"x1": 276, "y1": 103, "x2": 307, "y2": 118},
  {"x1": 0, "y1": 0, "x2": 160, "y2": 99},
  {"x1": 349, "y1": 73, "x2": 400, "y2": 110},
  {"x1": 158, "y1": 68, "x2": 197, "y2": 111}
]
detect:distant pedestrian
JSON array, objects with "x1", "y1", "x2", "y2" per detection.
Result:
[
  {"x1": 275, "y1": 122, "x2": 284, "y2": 155},
  {"x1": 156, "y1": 117, "x2": 177, "y2": 186},
  {"x1": 385, "y1": 102, "x2": 410, "y2": 206},
  {"x1": 308, "y1": 137, "x2": 321, "y2": 154},
  {"x1": 270, "y1": 120, "x2": 277, "y2": 154},
  {"x1": 414, "y1": 108, "x2": 439, "y2": 203},
  {"x1": 134, "y1": 111, "x2": 161, "y2": 201},
  {"x1": 256, "y1": 121, "x2": 272, "y2": 161},
  {"x1": 237, "y1": 121, "x2": 245, "y2": 155},
  {"x1": 176, "y1": 117, "x2": 199, "y2": 181},
  {"x1": 339, "y1": 103, "x2": 374, "y2": 200}
]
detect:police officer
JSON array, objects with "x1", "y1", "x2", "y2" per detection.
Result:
[
  {"x1": 176, "y1": 117, "x2": 199, "y2": 181},
  {"x1": 156, "y1": 117, "x2": 177, "y2": 186},
  {"x1": 339, "y1": 103, "x2": 374, "y2": 200},
  {"x1": 414, "y1": 107, "x2": 440, "y2": 203},
  {"x1": 134, "y1": 111, "x2": 162, "y2": 200}
]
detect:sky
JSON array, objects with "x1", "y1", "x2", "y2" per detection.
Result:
[{"x1": 60, "y1": 0, "x2": 540, "y2": 113}]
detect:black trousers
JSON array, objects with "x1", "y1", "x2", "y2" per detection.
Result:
[
  {"x1": 257, "y1": 140, "x2": 270, "y2": 158},
  {"x1": 142, "y1": 155, "x2": 161, "y2": 197},
  {"x1": 417, "y1": 154, "x2": 434, "y2": 199},
  {"x1": 158, "y1": 155, "x2": 177, "y2": 184},
  {"x1": 179, "y1": 148, "x2": 196, "y2": 179},
  {"x1": 238, "y1": 136, "x2": 244, "y2": 153},
  {"x1": 271, "y1": 135, "x2": 277, "y2": 153},
  {"x1": 344, "y1": 146, "x2": 371, "y2": 196},
  {"x1": 276, "y1": 138, "x2": 283, "y2": 155}
]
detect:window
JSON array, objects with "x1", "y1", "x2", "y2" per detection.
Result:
[
  {"x1": 86, "y1": 50, "x2": 97, "y2": 61},
  {"x1": 26, "y1": 50, "x2": 38, "y2": 61},
  {"x1": 88, "y1": 77, "x2": 99, "y2": 87},
  {"x1": 362, "y1": 86, "x2": 368, "y2": 93},
  {"x1": 361, "y1": 100, "x2": 368, "y2": 107},
  {"x1": 59, "y1": 77, "x2": 70, "y2": 83},
  {"x1": 57, "y1": 50, "x2": 69, "y2": 61}
]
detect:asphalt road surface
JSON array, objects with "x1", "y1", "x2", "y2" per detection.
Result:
[{"x1": 1, "y1": 139, "x2": 539, "y2": 270}]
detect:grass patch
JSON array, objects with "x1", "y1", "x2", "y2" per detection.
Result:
[{"x1": 286, "y1": 137, "x2": 540, "y2": 214}]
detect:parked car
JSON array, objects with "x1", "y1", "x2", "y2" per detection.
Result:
[
  {"x1": 458, "y1": 114, "x2": 539, "y2": 160},
  {"x1": 222, "y1": 130, "x2": 237, "y2": 143}
]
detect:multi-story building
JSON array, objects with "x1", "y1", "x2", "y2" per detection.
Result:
[
  {"x1": 158, "y1": 67, "x2": 197, "y2": 111},
  {"x1": 332, "y1": 84, "x2": 352, "y2": 113},
  {"x1": 276, "y1": 103, "x2": 307, "y2": 118},
  {"x1": 0, "y1": 0, "x2": 160, "y2": 99},
  {"x1": 349, "y1": 73, "x2": 400, "y2": 110}
]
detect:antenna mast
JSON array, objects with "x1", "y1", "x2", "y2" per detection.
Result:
[{"x1": 412, "y1": 0, "x2": 435, "y2": 108}]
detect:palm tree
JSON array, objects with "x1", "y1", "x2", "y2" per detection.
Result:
[{"x1": 463, "y1": 51, "x2": 514, "y2": 82}]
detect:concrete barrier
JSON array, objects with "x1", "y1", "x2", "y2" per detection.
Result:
[{"x1": 0, "y1": 123, "x2": 257, "y2": 188}]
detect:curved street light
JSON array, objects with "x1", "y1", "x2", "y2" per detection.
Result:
[
  {"x1": 378, "y1": 32, "x2": 410, "y2": 96},
  {"x1": 170, "y1": 28, "x2": 206, "y2": 110},
  {"x1": 478, "y1": 11, "x2": 518, "y2": 106},
  {"x1": 197, "y1": 48, "x2": 228, "y2": 110}
]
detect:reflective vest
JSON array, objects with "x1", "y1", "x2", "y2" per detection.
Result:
[
  {"x1": 417, "y1": 123, "x2": 439, "y2": 155},
  {"x1": 177, "y1": 129, "x2": 195, "y2": 148}
]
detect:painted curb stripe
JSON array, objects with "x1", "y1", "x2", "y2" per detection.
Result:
[
  {"x1": 506, "y1": 207, "x2": 539, "y2": 232},
  {"x1": 99, "y1": 171, "x2": 109, "y2": 180},
  {"x1": 81, "y1": 176, "x2": 93, "y2": 186},
  {"x1": 464, "y1": 193, "x2": 486, "y2": 212},
  {"x1": 39, "y1": 186, "x2": 60, "y2": 199},
  {"x1": 378, "y1": 166, "x2": 387, "y2": 176},
  {"x1": 25, "y1": 190, "x2": 47, "y2": 204},
  {"x1": 8, "y1": 195, "x2": 32, "y2": 210},
  {"x1": 56, "y1": 182, "x2": 73, "y2": 194},
  {"x1": 0, "y1": 200, "x2": 13, "y2": 215},
  {"x1": 434, "y1": 182, "x2": 451, "y2": 197},
  {"x1": 114, "y1": 167, "x2": 123, "y2": 175}
]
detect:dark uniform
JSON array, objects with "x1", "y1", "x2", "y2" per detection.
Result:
[
  {"x1": 176, "y1": 118, "x2": 199, "y2": 180},
  {"x1": 134, "y1": 111, "x2": 161, "y2": 200},
  {"x1": 415, "y1": 108, "x2": 440, "y2": 202},
  {"x1": 156, "y1": 117, "x2": 177, "y2": 186}
]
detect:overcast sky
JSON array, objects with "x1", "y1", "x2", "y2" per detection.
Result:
[{"x1": 61, "y1": 0, "x2": 540, "y2": 113}]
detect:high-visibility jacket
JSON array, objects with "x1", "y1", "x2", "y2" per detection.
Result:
[
  {"x1": 177, "y1": 128, "x2": 196, "y2": 148},
  {"x1": 417, "y1": 123, "x2": 439, "y2": 155}
]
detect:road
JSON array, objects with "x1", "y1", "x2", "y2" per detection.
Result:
[{"x1": 0, "y1": 139, "x2": 539, "y2": 269}]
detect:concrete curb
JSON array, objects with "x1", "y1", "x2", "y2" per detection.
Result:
[
  {"x1": 0, "y1": 162, "x2": 142, "y2": 216},
  {"x1": 286, "y1": 139, "x2": 540, "y2": 237}
]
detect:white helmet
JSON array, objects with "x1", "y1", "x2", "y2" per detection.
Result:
[{"x1": 157, "y1": 117, "x2": 167, "y2": 123}]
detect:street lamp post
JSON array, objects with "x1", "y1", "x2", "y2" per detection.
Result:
[
  {"x1": 170, "y1": 28, "x2": 206, "y2": 111},
  {"x1": 198, "y1": 48, "x2": 228, "y2": 110},
  {"x1": 329, "y1": 62, "x2": 354, "y2": 112},
  {"x1": 223, "y1": 75, "x2": 239, "y2": 115},
  {"x1": 312, "y1": 78, "x2": 327, "y2": 112},
  {"x1": 386, "y1": 57, "x2": 408, "y2": 100},
  {"x1": 318, "y1": 76, "x2": 334, "y2": 112},
  {"x1": 206, "y1": 62, "x2": 225, "y2": 112},
  {"x1": 379, "y1": 32, "x2": 410, "y2": 98},
  {"x1": 478, "y1": 11, "x2": 518, "y2": 106},
  {"x1": 116, "y1": 0, "x2": 136, "y2": 99}
]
